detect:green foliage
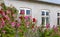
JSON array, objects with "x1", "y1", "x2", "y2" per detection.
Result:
[{"x1": 1, "y1": 3, "x2": 7, "y2": 12}]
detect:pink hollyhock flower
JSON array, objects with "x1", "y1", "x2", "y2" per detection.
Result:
[
  {"x1": 4, "y1": 15, "x2": 10, "y2": 21},
  {"x1": 1, "y1": 18, "x2": 5, "y2": 26},
  {"x1": 2, "y1": 12, "x2": 5, "y2": 16},
  {"x1": 53, "y1": 25, "x2": 58, "y2": 32},
  {"x1": 0, "y1": 10, "x2": 5, "y2": 16},
  {"x1": 24, "y1": 16, "x2": 29, "y2": 20},
  {"x1": 2, "y1": 30, "x2": 6, "y2": 34},
  {"x1": 46, "y1": 23, "x2": 50, "y2": 28},
  {"x1": 16, "y1": 23, "x2": 20, "y2": 27},
  {"x1": 26, "y1": 22, "x2": 30, "y2": 28},
  {"x1": 11, "y1": 22, "x2": 16, "y2": 27}
]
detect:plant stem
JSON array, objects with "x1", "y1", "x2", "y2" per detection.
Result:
[
  {"x1": 15, "y1": 24, "x2": 18, "y2": 37},
  {"x1": 0, "y1": 28, "x2": 3, "y2": 37},
  {"x1": 15, "y1": 29, "x2": 18, "y2": 37}
]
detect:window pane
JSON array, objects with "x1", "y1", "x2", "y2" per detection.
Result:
[
  {"x1": 46, "y1": 12, "x2": 49, "y2": 16},
  {"x1": 42, "y1": 11, "x2": 45, "y2": 15},
  {"x1": 26, "y1": 10, "x2": 30, "y2": 15},
  {"x1": 59, "y1": 18, "x2": 60, "y2": 25},
  {"x1": 46, "y1": 17, "x2": 49, "y2": 24},
  {"x1": 57, "y1": 18, "x2": 60, "y2": 25},
  {"x1": 20, "y1": 10, "x2": 25, "y2": 14},
  {"x1": 57, "y1": 13, "x2": 60, "y2": 16},
  {"x1": 42, "y1": 17, "x2": 45, "y2": 25}
]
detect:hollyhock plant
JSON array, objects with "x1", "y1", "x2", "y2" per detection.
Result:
[
  {"x1": 1, "y1": 18, "x2": 5, "y2": 26},
  {"x1": 0, "y1": 10, "x2": 2, "y2": 14},
  {"x1": 0, "y1": 25, "x2": 3, "y2": 28},
  {"x1": 19, "y1": 16, "x2": 23, "y2": 20},
  {"x1": 0, "y1": 10, "x2": 5, "y2": 16},
  {"x1": 4, "y1": 15, "x2": 10, "y2": 21},
  {"x1": 1, "y1": 11, "x2": 5, "y2": 16},
  {"x1": 29, "y1": 16, "x2": 32, "y2": 20},
  {"x1": 32, "y1": 28, "x2": 35, "y2": 32},
  {"x1": 26, "y1": 22, "x2": 30, "y2": 28},
  {"x1": 53, "y1": 25, "x2": 58, "y2": 32},
  {"x1": 46, "y1": 23, "x2": 50, "y2": 28},
  {"x1": 16, "y1": 22, "x2": 20, "y2": 27},
  {"x1": 32, "y1": 18, "x2": 36, "y2": 22},
  {"x1": 26, "y1": 22, "x2": 30, "y2": 26},
  {"x1": 24, "y1": 16, "x2": 29, "y2": 20},
  {"x1": 6, "y1": 9, "x2": 11, "y2": 14},
  {"x1": 0, "y1": 18, "x2": 5, "y2": 28},
  {"x1": 0, "y1": 3, "x2": 19, "y2": 37},
  {"x1": 12, "y1": 14, "x2": 16, "y2": 18},
  {"x1": 0, "y1": 18, "x2": 1, "y2": 20},
  {"x1": 0, "y1": 10, "x2": 3, "y2": 15},
  {"x1": 32, "y1": 25, "x2": 34, "y2": 29},
  {"x1": 1, "y1": 24, "x2": 4, "y2": 28},
  {"x1": 11, "y1": 22, "x2": 16, "y2": 27},
  {"x1": 20, "y1": 29, "x2": 23, "y2": 32},
  {"x1": 3, "y1": 17, "x2": 6, "y2": 20},
  {"x1": 35, "y1": 26, "x2": 39, "y2": 29},
  {"x1": 2, "y1": 30, "x2": 6, "y2": 34}
]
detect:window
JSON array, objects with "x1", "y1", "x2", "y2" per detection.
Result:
[
  {"x1": 26, "y1": 10, "x2": 30, "y2": 15},
  {"x1": 41, "y1": 11, "x2": 49, "y2": 16},
  {"x1": 46, "y1": 12, "x2": 49, "y2": 15},
  {"x1": 41, "y1": 10, "x2": 49, "y2": 25},
  {"x1": 42, "y1": 17, "x2": 45, "y2": 25},
  {"x1": 46, "y1": 17, "x2": 49, "y2": 24},
  {"x1": 57, "y1": 18, "x2": 60, "y2": 25},
  {"x1": 57, "y1": 13, "x2": 60, "y2": 25},
  {"x1": 57, "y1": 13, "x2": 60, "y2": 16},
  {"x1": 20, "y1": 10, "x2": 25, "y2": 14},
  {"x1": 42, "y1": 11, "x2": 45, "y2": 15},
  {"x1": 20, "y1": 8, "x2": 31, "y2": 15}
]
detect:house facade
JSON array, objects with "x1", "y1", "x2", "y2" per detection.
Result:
[{"x1": 3, "y1": 0, "x2": 60, "y2": 28}]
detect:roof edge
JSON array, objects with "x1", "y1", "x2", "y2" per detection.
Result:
[{"x1": 19, "y1": 0, "x2": 60, "y2": 6}]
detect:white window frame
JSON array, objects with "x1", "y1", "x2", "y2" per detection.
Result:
[
  {"x1": 41, "y1": 9, "x2": 50, "y2": 26},
  {"x1": 20, "y1": 7, "x2": 31, "y2": 16}
]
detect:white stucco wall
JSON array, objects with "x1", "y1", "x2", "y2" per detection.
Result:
[{"x1": 4, "y1": 1, "x2": 60, "y2": 28}]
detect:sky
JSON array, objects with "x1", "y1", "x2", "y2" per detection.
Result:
[{"x1": 40, "y1": 0, "x2": 60, "y2": 4}]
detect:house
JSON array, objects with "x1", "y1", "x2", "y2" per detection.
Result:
[{"x1": 1, "y1": 0, "x2": 60, "y2": 28}]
